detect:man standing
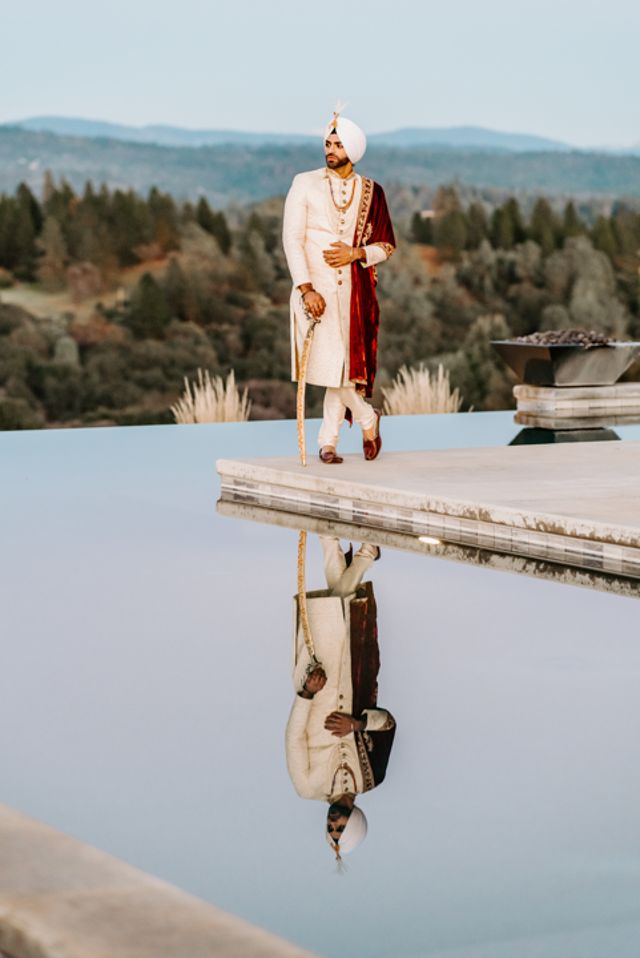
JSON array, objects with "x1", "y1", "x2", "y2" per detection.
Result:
[
  {"x1": 282, "y1": 110, "x2": 396, "y2": 464},
  {"x1": 286, "y1": 536, "x2": 396, "y2": 862}
]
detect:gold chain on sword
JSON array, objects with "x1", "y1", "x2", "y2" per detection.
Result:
[
  {"x1": 296, "y1": 298, "x2": 320, "y2": 467},
  {"x1": 296, "y1": 529, "x2": 321, "y2": 673}
]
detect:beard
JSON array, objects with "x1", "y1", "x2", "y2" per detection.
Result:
[{"x1": 326, "y1": 154, "x2": 350, "y2": 169}]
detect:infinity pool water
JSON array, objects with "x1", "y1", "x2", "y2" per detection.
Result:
[{"x1": 1, "y1": 413, "x2": 639, "y2": 958}]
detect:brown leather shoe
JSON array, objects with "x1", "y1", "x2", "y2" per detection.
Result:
[
  {"x1": 319, "y1": 446, "x2": 344, "y2": 464},
  {"x1": 363, "y1": 410, "x2": 382, "y2": 461}
]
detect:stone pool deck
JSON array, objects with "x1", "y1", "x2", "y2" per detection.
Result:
[
  {"x1": 0, "y1": 805, "x2": 314, "y2": 958},
  {"x1": 217, "y1": 441, "x2": 640, "y2": 578}
]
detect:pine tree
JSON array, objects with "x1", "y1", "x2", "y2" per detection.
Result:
[
  {"x1": 505, "y1": 198, "x2": 526, "y2": 243},
  {"x1": 163, "y1": 257, "x2": 190, "y2": 320},
  {"x1": 17, "y1": 182, "x2": 43, "y2": 233},
  {"x1": 411, "y1": 211, "x2": 434, "y2": 244},
  {"x1": 211, "y1": 211, "x2": 232, "y2": 254},
  {"x1": 37, "y1": 215, "x2": 68, "y2": 290},
  {"x1": 10, "y1": 184, "x2": 41, "y2": 279},
  {"x1": 148, "y1": 187, "x2": 179, "y2": 253},
  {"x1": 612, "y1": 208, "x2": 640, "y2": 256},
  {"x1": 591, "y1": 216, "x2": 618, "y2": 259},
  {"x1": 42, "y1": 169, "x2": 56, "y2": 205},
  {"x1": 562, "y1": 201, "x2": 584, "y2": 239},
  {"x1": 181, "y1": 201, "x2": 196, "y2": 224},
  {"x1": 434, "y1": 210, "x2": 468, "y2": 257},
  {"x1": 244, "y1": 230, "x2": 276, "y2": 290},
  {"x1": 125, "y1": 272, "x2": 171, "y2": 338},
  {"x1": 529, "y1": 198, "x2": 558, "y2": 256},
  {"x1": 196, "y1": 198, "x2": 231, "y2": 253},
  {"x1": 245, "y1": 212, "x2": 276, "y2": 251},
  {"x1": 43, "y1": 178, "x2": 76, "y2": 251},
  {"x1": 111, "y1": 189, "x2": 152, "y2": 265},
  {"x1": 0, "y1": 196, "x2": 14, "y2": 269},
  {"x1": 196, "y1": 196, "x2": 216, "y2": 233},
  {"x1": 490, "y1": 206, "x2": 515, "y2": 250},
  {"x1": 466, "y1": 203, "x2": 488, "y2": 248}
]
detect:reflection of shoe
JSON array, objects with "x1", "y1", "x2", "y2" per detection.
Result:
[
  {"x1": 319, "y1": 446, "x2": 344, "y2": 464},
  {"x1": 363, "y1": 410, "x2": 382, "y2": 461}
]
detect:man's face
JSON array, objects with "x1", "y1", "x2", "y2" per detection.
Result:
[
  {"x1": 327, "y1": 803, "x2": 351, "y2": 844},
  {"x1": 325, "y1": 133, "x2": 350, "y2": 169}
]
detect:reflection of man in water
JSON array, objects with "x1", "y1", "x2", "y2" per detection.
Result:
[{"x1": 286, "y1": 536, "x2": 396, "y2": 861}]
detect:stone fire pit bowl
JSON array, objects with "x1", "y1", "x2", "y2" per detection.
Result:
[{"x1": 491, "y1": 340, "x2": 640, "y2": 387}]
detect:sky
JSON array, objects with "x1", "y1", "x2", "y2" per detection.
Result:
[{"x1": 1, "y1": 0, "x2": 639, "y2": 148}]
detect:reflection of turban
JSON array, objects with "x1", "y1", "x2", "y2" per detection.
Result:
[
  {"x1": 324, "y1": 114, "x2": 367, "y2": 164},
  {"x1": 326, "y1": 806, "x2": 368, "y2": 858}
]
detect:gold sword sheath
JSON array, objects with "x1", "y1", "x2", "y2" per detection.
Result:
[
  {"x1": 296, "y1": 529, "x2": 321, "y2": 674},
  {"x1": 296, "y1": 299, "x2": 320, "y2": 467}
]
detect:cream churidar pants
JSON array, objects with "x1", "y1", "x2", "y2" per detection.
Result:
[
  {"x1": 318, "y1": 386, "x2": 377, "y2": 449},
  {"x1": 320, "y1": 536, "x2": 378, "y2": 598}
]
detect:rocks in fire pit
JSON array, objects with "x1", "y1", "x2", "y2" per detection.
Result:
[{"x1": 514, "y1": 329, "x2": 612, "y2": 348}]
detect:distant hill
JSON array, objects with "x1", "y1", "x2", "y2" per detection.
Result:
[
  {"x1": 368, "y1": 126, "x2": 571, "y2": 152},
  {"x1": 5, "y1": 115, "x2": 574, "y2": 152},
  {"x1": 1, "y1": 125, "x2": 639, "y2": 206},
  {"x1": 4, "y1": 115, "x2": 312, "y2": 147}
]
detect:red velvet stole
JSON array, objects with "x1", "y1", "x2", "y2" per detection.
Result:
[{"x1": 349, "y1": 179, "x2": 396, "y2": 399}]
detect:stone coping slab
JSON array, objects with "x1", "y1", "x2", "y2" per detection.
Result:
[
  {"x1": 515, "y1": 412, "x2": 640, "y2": 429},
  {"x1": 514, "y1": 382, "x2": 640, "y2": 400},
  {"x1": 0, "y1": 805, "x2": 315, "y2": 958},
  {"x1": 217, "y1": 442, "x2": 640, "y2": 577}
]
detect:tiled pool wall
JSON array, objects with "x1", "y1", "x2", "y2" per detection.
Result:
[{"x1": 219, "y1": 476, "x2": 640, "y2": 579}]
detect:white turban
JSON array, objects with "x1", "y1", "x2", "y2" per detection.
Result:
[
  {"x1": 324, "y1": 114, "x2": 367, "y2": 164},
  {"x1": 326, "y1": 806, "x2": 368, "y2": 857}
]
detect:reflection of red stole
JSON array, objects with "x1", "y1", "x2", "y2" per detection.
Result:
[
  {"x1": 349, "y1": 179, "x2": 396, "y2": 399},
  {"x1": 349, "y1": 581, "x2": 396, "y2": 792}
]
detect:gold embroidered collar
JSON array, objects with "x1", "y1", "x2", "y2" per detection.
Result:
[{"x1": 324, "y1": 167, "x2": 357, "y2": 182}]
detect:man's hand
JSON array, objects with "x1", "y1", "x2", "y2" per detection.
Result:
[
  {"x1": 301, "y1": 290, "x2": 326, "y2": 320},
  {"x1": 303, "y1": 667, "x2": 327, "y2": 696},
  {"x1": 324, "y1": 712, "x2": 363, "y2": 737},
  {"x1": 323, "y1": 242, "x2": 362, "y2": 269}
]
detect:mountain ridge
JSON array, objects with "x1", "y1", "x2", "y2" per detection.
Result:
[
  {"x1": 2, "y1": 115, "x2": 577, "y2": 152},
  {"x1": 1, "y1": 125, "x2": 639, "y2": 207}
]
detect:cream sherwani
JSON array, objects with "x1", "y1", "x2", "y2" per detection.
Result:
[
  {"x1": 285, "y1": 538, "x2": 392, "y2": 802},
  {"x1": 283, "y1": 169, "x2": 389, "y2": 449}
]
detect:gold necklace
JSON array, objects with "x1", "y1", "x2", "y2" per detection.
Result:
[{"x1": 327, "y1": 175, "x2": 356, "y2": 213}]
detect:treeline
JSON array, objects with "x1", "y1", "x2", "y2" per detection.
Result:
[
  {"x1": 0, "y1": 178, "x2": 639, "y2": 430},
  {"x1": 411, "y1": 187, "x2": 640, "y2": 261},
  {"x1": 0, "y1": 173, "x2": 231, "y2": 285}
]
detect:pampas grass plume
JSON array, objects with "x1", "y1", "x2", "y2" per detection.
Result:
[
  {"x1": 382, "y1": 363, "x2": 463, "y2": 416},
  {"x1": 171, "y1": 369, "x2": 251, "y2": 424}
]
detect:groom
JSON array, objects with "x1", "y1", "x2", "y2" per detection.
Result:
[{"x1": 282, "y1": 108, "x2": 396, "y2": 464}]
